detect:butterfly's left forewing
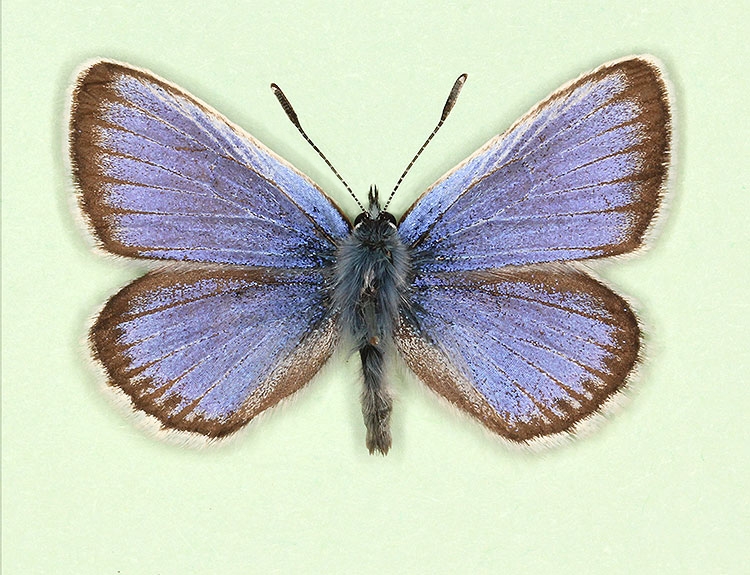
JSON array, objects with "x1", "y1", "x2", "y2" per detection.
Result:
[{"x1": 400, "y1": 57, "x2": 670, "y2": 272}]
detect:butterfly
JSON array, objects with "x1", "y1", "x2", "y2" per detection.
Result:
[{"x1": 69, "y1": 56, "x2": 671, "y2": 454}]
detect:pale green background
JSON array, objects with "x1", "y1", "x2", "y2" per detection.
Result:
[{"x1": 3, "y1": 1, "x2": 748, "y2": 573}]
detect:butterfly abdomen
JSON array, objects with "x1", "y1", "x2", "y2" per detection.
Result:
[
  {"x1": 333, "y1": 187, "x2": 412, "y2": 454},
  {"x1": 359, "y1": 343, "x2": 392, "y2": 454}
]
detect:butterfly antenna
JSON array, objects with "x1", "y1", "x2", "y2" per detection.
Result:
[
  {"x1": 383, "y1": 74, "x2": 468, "y2": 210},
  {"x1": 271, "y1": 83, "x2": 365, "y2": 212}
]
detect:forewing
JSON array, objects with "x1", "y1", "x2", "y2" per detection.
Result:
[
  {"x1": 92, "y1": 268, "x2": 337, "y2": 437},
  {"x1": 70, "y1": 60, "x2": 349, "y2": 268},
  {"x1": 399, "y1": 57, "x2": 671, "y2": 272},
  {"x1": 396, "y1": 268, "x2": 639, "y2": 441}
]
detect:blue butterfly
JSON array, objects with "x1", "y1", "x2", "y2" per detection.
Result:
[{"x1": 69, "y1": 56, "x2": 671, "y2": 454}]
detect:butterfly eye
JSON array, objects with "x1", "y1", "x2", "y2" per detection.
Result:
[
  {"x1": 354, "y1": 213, "x2": 369, "y2": 227},
  {"x1": 380, "y1": 212, "x2": 397, "y2": 227}
]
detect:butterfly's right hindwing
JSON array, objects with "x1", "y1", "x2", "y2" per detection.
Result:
[{"x1": 92, "y1": 269, "x2": 338, "y2": 438}]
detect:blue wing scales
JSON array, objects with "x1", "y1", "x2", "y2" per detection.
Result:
[
  {"x1": 70, "y1": 60, "x2": 350, "y2": 268},
  {"x1": 396, "y1": 268, "x2": 639, "y2": 441},
  {"x1": 92, "y1": 269, "x2": 337, "y2": 437},
  {"x1": 395, "y1": 57, "x2": 670, "y2": 441},
  {"x1": 399, "y1": 57, "x2": 670, "y2": 272}
]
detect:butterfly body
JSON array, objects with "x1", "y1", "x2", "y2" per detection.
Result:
[
  {"x1": 333, "y1": 186, "x2": 412, "y2": 453},
  {"x1": 69, "y1": 57, "x2": 671, "y2": 453}
]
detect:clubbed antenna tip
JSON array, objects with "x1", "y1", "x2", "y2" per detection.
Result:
[
  {"x1": 271, "y1": 82, "x2": 365, "y2": 212},
  {"x1": 384, "y1": 74, "x2": 468, "y2": 210}
]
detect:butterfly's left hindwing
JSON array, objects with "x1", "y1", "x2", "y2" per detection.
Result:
[
  {"x1": 397, "y1": 268, "x2": 639, "y2": 441},
  {"x1": 92, "y1": 269, "x2": 338, "y2": 437}
]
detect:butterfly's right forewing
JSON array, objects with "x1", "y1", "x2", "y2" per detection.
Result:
[{"x1": 70, "y1": 60, "x2": 350, "y2": 268}]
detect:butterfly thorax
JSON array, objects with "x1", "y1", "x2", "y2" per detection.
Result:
[{"x1": 332, "y1": 186, "x2": 412, "y2": 454}]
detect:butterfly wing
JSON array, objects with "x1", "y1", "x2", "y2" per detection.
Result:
[
  {"x1": 71, "y1": 61, "x2": 347, "y2": 436},
  {"x1": 396, "y1": 57, "x2": 671, "y2": 442},
  {"x1": 399, "y1": 57, "x2": 671, "y2": 272},
  {"x1": 92, "y1": 268, "x2": 337, "y2": 437},
  {"x1": 70, "y1": 60, "x2": 350, "y2": 268},
  {"x1": 397, "y1": 268, "x2": 639, "y2": 441}
]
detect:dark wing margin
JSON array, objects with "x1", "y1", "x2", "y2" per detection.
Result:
[
  {"x1": 91, "y1": 268, "x2": 337, "y2": 437},
  {"x1": 399, "y1": 56, "x2": 671, "y2": 272},
  {"x1": 396, "y1": 267, "x2": 640, "y2": 442},
  {"x1": 69, "y1": 60, "x2": 350, "y2": 268}
]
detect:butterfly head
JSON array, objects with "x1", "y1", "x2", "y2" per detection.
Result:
[{"x1": 353, "y1": 185, "x2": 397, "y2": 230}]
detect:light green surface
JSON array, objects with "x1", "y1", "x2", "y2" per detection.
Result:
[{"x1": 2, "y1": 2, "x2": 748, "y2": 573}]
